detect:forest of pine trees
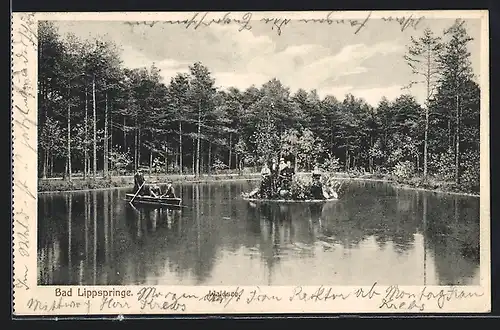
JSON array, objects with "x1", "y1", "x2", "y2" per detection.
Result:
[{"x1": 37, "y1": 19, "x2": 481, "y2": 193}]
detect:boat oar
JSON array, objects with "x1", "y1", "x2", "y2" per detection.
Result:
[{"x1": 129, "y1": 181, "x2": 146, "y2": 205}]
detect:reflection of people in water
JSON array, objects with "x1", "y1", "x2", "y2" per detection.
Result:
[{"x1": 308, "y1": 204, "x2": 323, "y2": 236}]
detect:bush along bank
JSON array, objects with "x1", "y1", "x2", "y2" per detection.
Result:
[
  {"x1": 391, "y1": 175, "x2": 480, "y2": 196},
  {"x1": 339, "y1": 170, "x2": 480, "y2": 196}
]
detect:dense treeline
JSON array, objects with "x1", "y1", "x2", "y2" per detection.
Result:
[{"x1": 38, "y1": 19, "x2": 480, "y2": 192}]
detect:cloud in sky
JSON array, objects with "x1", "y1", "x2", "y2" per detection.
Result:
[
  {"x1": 53, "y1": 17, "x2": 482, "y2": 106},
  {"x1": 318, "y1": 85, "x2": 408, "y2": 106}
]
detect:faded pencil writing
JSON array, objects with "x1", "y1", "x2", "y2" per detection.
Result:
[
  {"x1": 26, "y1": 297, "x2": 91, "y2": 313},
  {"x1": 124, "y1": 11, "x2": 425, "y2": 36},
  {"x1": 14, "y1": 264, "x2": 30, "y2": 291},
  {"x1": 136, "y1": 287, "x2": 198, "y2": 311},
  {"x1": 289, "y1": 286, "x2": 351, "y2": 302}
]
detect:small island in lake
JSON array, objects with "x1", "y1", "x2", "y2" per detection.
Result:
[{"x1": 241, "y1": 155, "x2": 342, "y2": 202}]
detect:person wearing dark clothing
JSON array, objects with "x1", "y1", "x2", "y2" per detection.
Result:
[
  {"x1": 310, "y1": 169, "x2": 325, "y2": 199},
  {"x1": 278, "y1": 160, "x2": 295, "y2": 198},
  {"x1": 133, "y1": 168, "x2": 146, "y2": 195}
]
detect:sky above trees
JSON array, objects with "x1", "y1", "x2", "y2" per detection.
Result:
[{"x1": 52, "y1": 16, "x2": 481, "y2": 107}]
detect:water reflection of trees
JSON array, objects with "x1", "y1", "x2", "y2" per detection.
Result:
[
  {"x1": 119, "y1": 183, "x2": 232, "y2": 285},
  {"x1": 422, "y1": 192, "x2": 480, "y2": 285},
  {"x1": 315, "y1": 181, "x2": 419, "y2": 254},
  {"x1": 38, "y1": 189, "x2": 142, "y2": 285}
]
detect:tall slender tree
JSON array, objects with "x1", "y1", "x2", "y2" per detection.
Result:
[
  {"x1": 404, "y1": 28, "x2": 443, "y2": 177},
  {"x1": 166, "y1": 73, "x2": 191, "y2": 174},
  {"x1": 188, "y1": 62, "x2": 217, "y2": 177},
  {"x1": 437, "y1": 19, "x2": 474, "y2": 184}
]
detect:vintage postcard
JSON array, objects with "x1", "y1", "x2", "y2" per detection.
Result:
[{"x1": 12, "y1": 10, "x2": 490, "y2": 316}]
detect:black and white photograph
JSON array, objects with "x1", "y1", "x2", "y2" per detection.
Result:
[{"x1": 34, "y1": 12, "x2": 484, "y2": 290}]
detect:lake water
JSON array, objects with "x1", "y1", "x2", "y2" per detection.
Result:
[{"x1": 37, "y1": 180, "x2": 481, "y2": 286}]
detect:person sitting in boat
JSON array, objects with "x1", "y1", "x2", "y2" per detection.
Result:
[
  {"x1": 161, "y1": 181, "x2": 176, "y2": 198},
  {"x1": 148, "y1": 184, "x2": 162, "y2": 198},
  {"x1": 133, "y1": 168, "x2": 146, "y2": 195}
]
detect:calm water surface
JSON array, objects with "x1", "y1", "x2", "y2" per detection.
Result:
[{"x1": 38, "y1": 180, "x2": 480, "y2": 286}]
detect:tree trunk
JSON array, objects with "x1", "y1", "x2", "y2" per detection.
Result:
[
  {"x1": 64, "y1": 157, "x2": 67, "y2": 180},
  {"x1": 134, "y1": 121, "x2": 138, "y2": 171},
  {"x1": 196, "y1": 101, "x2": 201, "y2": 177},
  {"x1": 67, "y1": 101, "x2": 72, "y2": 181},
  {"x1": 330, "y1": 125, "x2": 334, "y2": 155},
  {"x1": 192, "y1": 138, "x2": 196, "y2": 175},
  {"x1": 455, "y1": 94, "x2": 460, "y2": 185},
  {"x1": 448, "y1": 118, "x2": 452, "y2": 149},
  {"x1": 424, "y1": 108, "x2": 429, "y2": 177},
  {"x1": 228, "y1": 133, "x2": 232, "y2": 170},
  {"x1": 164, "y1": 144, "x2": 171, "y2": 174},
  {"x1": 178, "y1": 121, "x2": 183, "y2": 175},
  {"x1": 104, "y1": 92, "x2": 109, "y2": 178},
  {"x1": 138, "y1": 127, "x2": 142, "y2": 169},
  {"x1": 208, "y1": 141, "x2": 212, "y2": 175},
  {"x1": 424, "y1": 47, "x2": 431, "y2": 178},
  {"x1": 174, "y1": 149, "x2": 178, "y2": 172},
  {"x1": 345, "y1": 147, "x2": 349, "y2": 171},
  {"x1": 149, "y1": 149, "x2": 153, "y2": 175},
  {"x1": 123, "y1": 116, "x2": 126, "y2": 152},
  {"x1": 369, "y1": 135, "x2": 373, "y2": 173},
  {"x1": 235, "y1": 153, "x2": 239, "y2": 175},
  {"x1": 49, "y1": 154, "x2": 53, "y2": 177},
  {"x1": 43, "y1": 150, "x2": 48, "y2": 179},
  {"x1": 84, "y1": 85, "x2": 88, "y2": 180},
  {"x1": 200, "y1": 141, "x2": 204, "y2": 174},
  {"x1": 92, "y1": 76, "x2": 97, "y2": 180}
]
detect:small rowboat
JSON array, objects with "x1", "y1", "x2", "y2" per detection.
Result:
[{"x1": 125, "y1": 193, "x2": 182, "y2": 207}]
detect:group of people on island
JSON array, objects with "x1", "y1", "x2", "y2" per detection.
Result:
[
  {"x1": 248, "y1": 156, "x2": 339, "y2": 200},
  {"x1": 133, "y1": 167, "x2": 176, "y2": 198}
]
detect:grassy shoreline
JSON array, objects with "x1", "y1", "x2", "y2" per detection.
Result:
[
  {"x1": 37, "y1": 173, "x2": 261, "y2": 193},
  {"x1": 37, "y1": 171, "x2": 480, "y2": 197}
]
